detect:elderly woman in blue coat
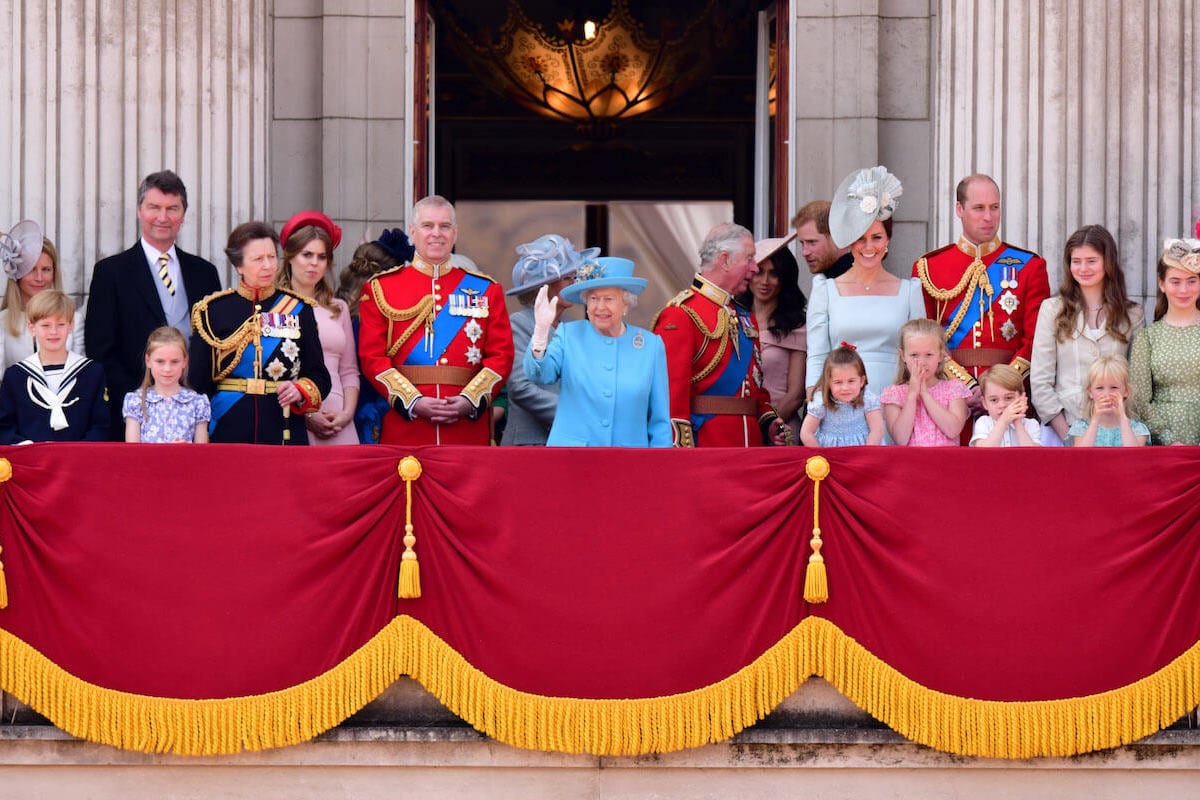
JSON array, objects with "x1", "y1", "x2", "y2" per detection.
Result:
[{"x1": 525, "y1": 256, "x2": 672, "y2": 447}]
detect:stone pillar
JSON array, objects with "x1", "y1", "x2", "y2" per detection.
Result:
[
  {"x1": 271, "y1": 0, "x2": 412, "y2": 253},
  {"x1": 932, "y1": 0, "x2": 1200, "y2": 302},
  {"x1": 789, "y1": 1, "x2": 935, "y2": 282},
  {"x1": 0, "y1": 0, "x2": 270, "y2": 293}
]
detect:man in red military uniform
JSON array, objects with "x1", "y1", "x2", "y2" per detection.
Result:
[
  {"x1": 652, "y1": 222, "x2": 788, "y2": 447},
  {"x1": 358, "y1": 195, "x2": 513, "y2": 445},
  {"x1": 913, "y1": 174, "x2": 1050, "y2": 390}
]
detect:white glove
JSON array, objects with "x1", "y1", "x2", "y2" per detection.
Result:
[{"x1": 530, "y1": 285, "x2": 557, "y2": 355}]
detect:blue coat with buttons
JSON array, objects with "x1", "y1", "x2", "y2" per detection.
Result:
[{"x1": 524, "y1": 320, "x2": 672, "y2": 447}]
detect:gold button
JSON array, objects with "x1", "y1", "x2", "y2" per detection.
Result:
[
  {"x1": 434, "y1": 283, "x2": 441, "y2": 290},
  {"x1": 439, "y1": 358, "x2": 449, "y2": 365},
  {"x1": 435, "y1": 305, "x2": 443, "y2": 312},
  {"x1": 434, "y1": 293, "x2": 442, "y2": 300}
]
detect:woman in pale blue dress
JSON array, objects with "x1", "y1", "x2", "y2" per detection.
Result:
[{"x1": 804, "y1": 166, "x2": 925, "y2": 442}]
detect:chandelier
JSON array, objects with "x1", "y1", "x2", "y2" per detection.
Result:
[{"x1": 442, "y1": 0, "x2": 750, "y2": 136}]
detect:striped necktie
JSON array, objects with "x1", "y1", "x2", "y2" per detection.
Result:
[{"x1": 157, "y1": 252, "x2": 176, "y2": 296}]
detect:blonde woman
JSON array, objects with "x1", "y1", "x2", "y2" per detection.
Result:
[{"x1": 0, "y1": 221, "x2": 84, "y2": 368}]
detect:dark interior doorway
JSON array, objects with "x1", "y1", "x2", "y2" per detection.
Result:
[{"x1": 428, "y1": 0, "x2": 770, "y2": 248}]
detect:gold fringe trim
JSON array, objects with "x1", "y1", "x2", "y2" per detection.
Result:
[
  {"x1": 0, "y1": 620, "x2": 404, "y2": 756},
  {"x1": 397, "y1": 616, "x2": 1200, "y2": 758},
  {"x1": 3, "y1": 615, "x2": 1200, "y2": 759}
]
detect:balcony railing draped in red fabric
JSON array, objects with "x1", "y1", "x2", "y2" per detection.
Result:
[{"x1": 0, "y1": 443, "x2": 1197, "y2": 757}]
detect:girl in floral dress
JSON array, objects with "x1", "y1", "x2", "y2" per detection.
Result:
[
  {"x1": 123, "y1": 327, "x2": 210, "y2": 443},
  {"x1": 882, "y1": 318, "x2": 971, "y2": 446}
]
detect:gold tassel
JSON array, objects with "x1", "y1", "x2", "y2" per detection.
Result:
[
  {"x1": 397, "y1": 456, "x2": 423, "y2": 599},
  {"x1": 803, "y1": 456, "x2": 830, "y2": 603}
]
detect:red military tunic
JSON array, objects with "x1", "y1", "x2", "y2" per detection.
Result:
[
  {"x1": 358, "y1": 258, "x2": 513, "y2": 445},
  {"x1": 652, "y1": 274, "x2": 779, "y2": 447},
  {"x1": 913, "y1": 235, "x2": 1050, "y2": 385}
]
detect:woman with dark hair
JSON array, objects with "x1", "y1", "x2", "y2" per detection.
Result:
[
  {"x1": 1129, "y1": 238, "x2": 1200, "y2": 444},
  {"x1": 189, "y1": 221, "x2": 331, "y2": 444},
  {"x1": 738, "y1": 234, "x2": 807, "y2": 441},
  {"x1": 1030, "y1": 224, "x2": 1143, "y2": 441}
]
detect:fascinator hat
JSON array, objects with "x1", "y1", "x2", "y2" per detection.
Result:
[
  {"x1": 1162, "y1": 238, "x2": 1200, "y2": 274},
  {"x1": 0, "y1": 220, "x2": 45, "y2": 281},
  {"x1": 280, "y1": 210, "x2": 343, "y2": 250},
  {"x1": 506, "y1": 234, "x2": 599, "y2": 296},
  {"x1": 558, "y1": 257, "x2": 648, "y2": 305},
  {"x1": 373, "y1": 228, "x2": 416, "y2": 264},
  {"x1": 754, "y1": 231, "x2": 798, "y2": 264},
  {"x1": 828, "y1": 166, "x2": 903, "y2": 248}
]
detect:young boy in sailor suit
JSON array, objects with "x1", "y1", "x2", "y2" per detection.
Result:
[{"x1": 0, "y1": 290, "x2": 108, "y2": 443}]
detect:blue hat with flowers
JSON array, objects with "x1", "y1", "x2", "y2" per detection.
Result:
[
  {"x1": 829, "y1": 166, "x2": 903, "y2": 248},
  {"x1": 506, "y1": 234, "x2": 599, "y2": 296},
  {"x1": 558, "y1": 256, "x2": 648, "y2": 305}
]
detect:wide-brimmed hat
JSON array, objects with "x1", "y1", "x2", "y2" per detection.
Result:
[
  {"x1": 280, "y1": 210, "x2": 342, "y2": 250},
  {"x1": 829, "y1": 166, "x2": 903, "y2": 248},
  {"x1": 506, "y1": 234, "x2": 599, "y2": 296},
  {"x1": 1162, "y1": 238, "x2": 1200, "y2": 273},
  {"x1": 755, "y1": 232, "x2": 797, "y2": 264},
  {"x1": 0, "y1": 220, "x2": 45, "y2": 281},
  {"x1": 559, "y1": 256, "x2": 647, "y2": 305}
]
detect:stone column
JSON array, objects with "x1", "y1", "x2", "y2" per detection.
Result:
[
  {"x1": 0, "y1": 0, "x2": 270, "y2": 293},
  {"x1": 789, "y1": 1, "x2": 935, "y2": 282},
  {"x1": 271, "y1": 0, "x2": 412, "y2": 253},
  {"x1": 932, "y1": 0, "x2": 1200, "y2": 302}
]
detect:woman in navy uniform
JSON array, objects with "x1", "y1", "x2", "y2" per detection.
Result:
[{"x1": 189, "y1": 221, "x2": 330, "y2": 444}]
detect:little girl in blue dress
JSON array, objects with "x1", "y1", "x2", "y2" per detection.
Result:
[
  {"x1": 800, "y1": 343, "x2": 883, "y2": 446},
  {"x1": 1068, "y1": 354, "x2": 1149, "y2": 446}
]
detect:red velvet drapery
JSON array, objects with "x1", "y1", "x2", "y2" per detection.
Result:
[{"x1": 1, "y1": 444, "x2": 1197, "y2": 756}]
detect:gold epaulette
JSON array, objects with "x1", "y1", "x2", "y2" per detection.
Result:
[
  {"x1": 371, "y1": 264, "x2": 407, "y2": 279},
  {"x1": 457, "y1": 265, "x2": 499, "y2": 283},
  {"x1": 650, "y1": 287, "x2": 696, "y2": 330},
  {"x1": 364, "y1": 281, "x2": 435, "y2": 357}
]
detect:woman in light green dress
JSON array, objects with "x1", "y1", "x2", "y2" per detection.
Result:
[{"x1": 1129, "y1": 239, "x2": 1200, "y2": 444}]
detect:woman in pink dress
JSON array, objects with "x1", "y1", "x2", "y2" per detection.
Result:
[
  {"x1": 277, "y1": 211, "x2": 360, "y2": 445},
  {"x1": 738, "y1": 234, "x2": 807, "y2": 442}
]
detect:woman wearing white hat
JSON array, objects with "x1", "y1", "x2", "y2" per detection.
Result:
[
  {"x1": 804, "y1": 166, "x2": 925, "y2": 442},
  {"x1": 525, "y1": 256, "x2": 671, "y2": 447},
  {"x1": 0, "y1": 221, "x2": 85, "y2": 370}
]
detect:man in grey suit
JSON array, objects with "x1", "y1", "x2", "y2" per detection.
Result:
[
  {"x1": 500, "y1": 235, "x2": 593, "y2": 445},
  {"x1": 85, "y1": 170, "x2": 222, "y2": 439}
]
